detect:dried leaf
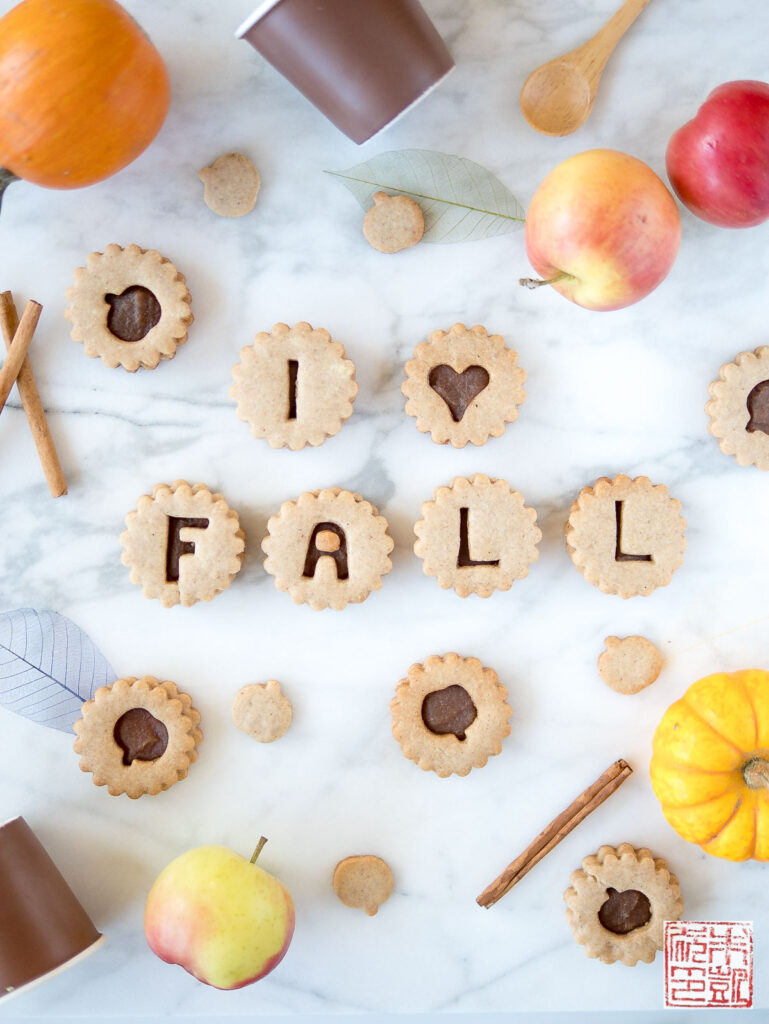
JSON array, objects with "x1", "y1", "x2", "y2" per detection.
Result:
[
  {"x1": 326, "y1": 149, "x2": 526, "y2": 244},
  {"x1": 0, "y1": 608, "x2": 116, "y2": 732}
]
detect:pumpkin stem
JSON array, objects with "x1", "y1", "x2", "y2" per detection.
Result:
[
  {"x1": 0, "y1": 169, "x2": 19, "y2": 216},
  {"x1": 742, "y1": 757, "x2": 769, "y2": 790}
]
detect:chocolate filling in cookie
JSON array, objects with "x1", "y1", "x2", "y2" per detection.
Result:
[
  {"x1": 614, "y1": 501, "x2": 653, "y2": 563},
  {"x1": 106, "y1": 285, "x2": 162, "y2": 342},
  {"x1": 113, "y1": 708, "x2": 169, "y2": 765},
  {"x1": 421, "y1": 684, "x2": 477, "y2": 741},
  {"x1": 428, "y1": 364, "x2": 490, "y2": 422},
  {"x1": 303, "y1": 522, "x2": 349, "y2": 580},
  {"x1": 598, "y1": 887, "x2": 652, "y2": 935},
  {"x1": 747, "y1": 379, "x2": 769, "y2": 435},
  {"x1": 166, "y1": 516, "x2": 210, "y2": 582}
]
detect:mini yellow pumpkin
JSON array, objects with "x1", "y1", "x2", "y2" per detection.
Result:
[{"x1": 650, "y1": 669, "x2": 769, "y2": 861}]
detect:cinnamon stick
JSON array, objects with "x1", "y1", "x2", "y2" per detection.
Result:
[
  {"x1": 476, "y1": 758, "x2": 632, "y2": 908},
  {"x1": 0, "y1": 293, "x2": 67, "y2": 497}
]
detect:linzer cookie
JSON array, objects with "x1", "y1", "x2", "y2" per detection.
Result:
[
  {"x1": 121, "y1": 480, "x2": 245, "y2": 607},
  {"x1": 598, "y1": 636, "x2": 662, "y2": 695},
  {"x1": 565, "y1": 475, "x2": 686, "y2": 598},
  {"x1": 232, "y1": 680, "x2": 293, "y2": 742},
  {"x1": 363, "y1": 192, "x2": 424, "y2": 253},
  {"x1": 230, "y1": 322, "x2": 357, "y2": 449},
  {"x1": 403, "y1": 323, "x2": 526, "y2": 447},
  {"x1": 65, "y1": 244, "x2": 193, "y2": 371},
  {"x1": 564, "y1": 843, "x2": 683, "y2": 965},
  {"x1": 333, "y1": 855, "x2": 394, "y2": 916},
  {"x1": 73, "y1": 676, "x2": 202, "y2": 799},
  {"x1": 414, "y1": 474, "x2": 541, "y2": 597},
  {"x1": 199, "y1": 152, "x2": 261, "y2": 217},
  {"x1": 390, "y1": 653, "x2": 511, "y2": 777},
  {"x1": 262, "y1": 487, "x2": 393, "y2": 610},
  {"x1": 706, "y1": 346, "x2": 769, "y2": 469}
]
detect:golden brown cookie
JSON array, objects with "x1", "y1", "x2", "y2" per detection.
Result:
[
  {"x1": 390, "y1": 653, "x2": 511, "y2": 778},
  {"x1": 598, "y1": 636, "x2": 662, "y2": 695},
  {"x1": 73, "y1": 676, "x2": 202, "y2": 799},
  {"x1": 230, "y1": 322, "x2": 357, "y2": 450},
  {"x1": 402, "y1": 323, "x2": 526, "y2": 447},
  {"x1": 120, "y1": 480, "x2": 245, "y2": 608},
  {"x1": 262, "y1": 487, "x2": 393, "y2": 611},
  {"x1": 232, "y1": 680, "x2": 293, "y2": 742},
  {"x1": 333, "y1": 855, "x2": 394, "y2": 916},
  {"x1": 65, "y1": 244, "x2": 193, "y2": 371},
  {"x1": 706, "y1": 346, "x2": 769, "y2": 469},
  {"x1": 564, "y1": 843, "x2": 683, "y2": 965},
  {"x1": 414, "y1": 474, "x2": 541, "y2": 598},
  {"x1": 363, "y1": 191, "x2": 424, "y2": 253},
  {"x1": 199, "y1": 153, "x2": 261, "y2": 217},
  {"x1": 565, "y1": 475, "x2": 686, "y2": 599}
]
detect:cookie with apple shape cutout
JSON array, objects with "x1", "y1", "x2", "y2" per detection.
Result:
[
  {"x1": 65, "y1": 244, "x2": 192, "y2": 371},
  {"x1": 403, "y1": 323, "x2": 526, "y2": 447},
  {"x1": 707, "y1": 346, "x2": 769, "y2": 470},
  {"x1": 390, "y1": 653, "x2": 511, "y2": 777},
  {"x1": 73, "y1": 676, "x2": 202, "y2": 798}
]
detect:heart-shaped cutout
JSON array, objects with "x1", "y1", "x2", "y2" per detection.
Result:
[{"x1": 428, "y1": 364, "x2": 490, "y2": 422}]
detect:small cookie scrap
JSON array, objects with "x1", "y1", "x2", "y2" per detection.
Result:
[
  {"x1": 232, "y1": 680, "x2": 292, "y2": 743},
  {"x1": 121, "y1": 480, "x2": 245, "y2": 608},
  {"x1": 707, "y1": 346, "x2": 769, "y2": 469},
  {"x1": 565, "y1": 475, "x2": 686, "y2": 598},
  {"x1": 391, "y1": 653, "x2": 511, "y2": 777},
  {"x1": 564, "y1": 843, "x2": 683, "y2": 965},
  {"x1": 262, "y1": 487, "x2": 393, "y2": 611},
  {"x1": 363, "y1": 191, "x2": 424, "y2": 253},
  {"x1": 73, "y1": 676, "x2": 202, "y2": 799},
  {"x1": 414, "y1": 474, "x2": 541, "y2": 598},
  {"x1": 231, "y1": 322, "x2": 357, "y2": 450},
  {"x1": 65, "y1": 243, "x2": 193, "y2": 371},
  {"x1": 199, "y1": 153, "x2": 261, "y2": 218},
  {"x1": 402, "y1": 323, "x2": 526, "y2": 447},
  {"x1": 333, "y1": 855, "x2": 394, "y2": 916},
  {"x1": 598, "y1": 636, "x2": 662, "y2": 695}
]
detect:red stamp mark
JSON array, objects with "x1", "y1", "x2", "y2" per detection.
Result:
[{"x1": 664, "y1": 920, "x2": 753, "y2": 1009}]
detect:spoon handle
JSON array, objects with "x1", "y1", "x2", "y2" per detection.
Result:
[{"x1": 576, "y1": 0, "x2": 653, "y2": 77}]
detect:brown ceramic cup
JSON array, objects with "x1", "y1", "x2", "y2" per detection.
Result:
[
  {"x1": 0, "y1": 817, "x2": 104, "y2": 1002},
  {"x1": 236, "y1": 0, "x2": 454, "y2": 144}
]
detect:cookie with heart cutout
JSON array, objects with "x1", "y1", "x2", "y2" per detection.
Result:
[{"x1": 402, "y1": 323, "x2": 526, "y2": 447}]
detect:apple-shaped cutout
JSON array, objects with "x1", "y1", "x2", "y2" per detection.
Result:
[
  {"x1": 666, "y1": 80, "x2": 769, "y2": 228},
  {"x1": 144, "y1": 837, "x2": 294, "y2": 990},
  {"x1": 520, "y1": 149, "x2": 681, "y2": 312}
]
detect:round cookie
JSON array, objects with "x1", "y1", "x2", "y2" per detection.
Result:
[
  {"x1": 232, "y1": 680, "x2": 292, "y2": 742},
  {"x1": 73, "y1": 676, "x2": 202, "y2": 799},
  {"x1": 390, "y1": 653, "x2": 511, "y2": 777},
  {"x1": 598, "y1": 636, "x2": 662, "y2": 695},
  {"x1": 402, "y1": 323, "x2": 526, "y2": 448},
  {"x1": 120, "y1": 480, "x2": 245, "y2": 608},
  {"x1": 199, "y1": 152, "x2": 261, "y2": 217},
  {"x1": 262, "y1": 487, "x2": 393, "y2": 611},
  {"x1": 65, "y1": 243, "x2": 193, "y2": 371},
  {"x1": 414, "y1": 474, "x2": 541, "y2": 598},
  {"x1": 333, "y1": 855, "x2": 394, "y2": 916},
  {"x1": 230, "y1": 322, "x2": 357, "y2": 450},
  {"x1": 707, "y1": 346, "x2": 769, "y2": 469},
  {"x1": 363, "y1": 191, "x2": 424, "y2": 253},
  {"x1": 564, "y1": 843, "x2": 683, "y2": 965},
  {"x1": 565, "y1": 475, "x2": 686, "y2": 598}
]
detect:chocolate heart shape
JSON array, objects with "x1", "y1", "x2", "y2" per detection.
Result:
[{"x1": 428, "y1": 364, "x2": 490, "y2": 422}]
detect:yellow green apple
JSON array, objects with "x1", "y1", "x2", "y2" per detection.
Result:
[
  {"x1": 144, "y1": 838, "x2": 294, "y2": 990},
  {"x1": 521, "y1": 149, "x2": 681, "y2": 311}
]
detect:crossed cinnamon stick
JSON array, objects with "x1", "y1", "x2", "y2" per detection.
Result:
[{"x1": 0, "y1": 291, "x2": 67, "y2": 497}]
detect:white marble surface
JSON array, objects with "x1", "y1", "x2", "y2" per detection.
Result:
[{"x1": 1, "y1": 0, "x2": 769, "y2": 1019}]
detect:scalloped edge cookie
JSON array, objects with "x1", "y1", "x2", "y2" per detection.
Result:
[{"x1": 707, "y1": 346, "x2": 769, "y2": 470}]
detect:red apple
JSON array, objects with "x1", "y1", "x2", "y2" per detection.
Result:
[
  {"x1": 521, "y1": 149, "x2": 680, "y2": 312},
  {"x1": 666, "y1": 81, "x2": 769, "y2": 228}
]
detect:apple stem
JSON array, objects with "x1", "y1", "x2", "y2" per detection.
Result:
[
  {"x1": 250, "y1": 836, "x2": 268, "y2": 864},
  {"x1": 0, "y1": 168, "x2": 19, "y2": 217},
  {"x1": 519, "y1": 270, "x2": 575, "y2": 290}
]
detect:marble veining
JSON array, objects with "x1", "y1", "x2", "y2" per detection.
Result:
[{"x1": 1, "y1": 0, "x2": 769, "y2": 1018}]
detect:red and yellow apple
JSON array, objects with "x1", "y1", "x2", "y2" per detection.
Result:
[
  {"x1": 666, "y1": 80, "x2": 769, "y2": 228},
  {"x1": 522, "y1": 149, "x2": 681, "y2": 312},
  {"x1": 144, "y1": 838, "x2": 294, "y2": 990}
]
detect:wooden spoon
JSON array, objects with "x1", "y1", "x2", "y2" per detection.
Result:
[{"x1": 519, "y1": 0, "x2": 653, "y2": 136}]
